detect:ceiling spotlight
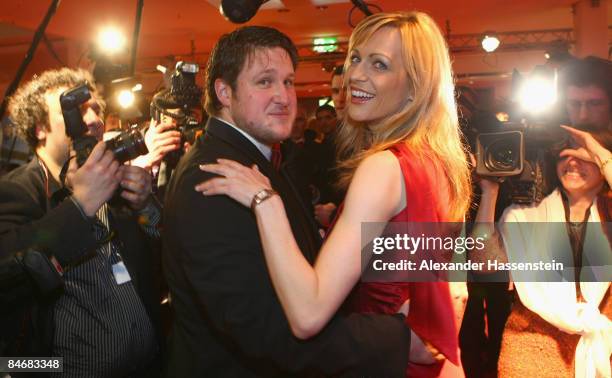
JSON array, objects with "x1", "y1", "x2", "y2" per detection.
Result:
[
  {"x1": 117, "y1": 89, "x2": 135, "y2": 109},
  {"x1": 98, "y1": 27, "x2": 126, "y2": 54},
  {"x1": 544, "y1": 41, "x2": 573, "y2": 64},
  {"x1": 481, "y1": 34, "x2": 500, "y2": 53}
]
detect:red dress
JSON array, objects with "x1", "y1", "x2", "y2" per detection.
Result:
[{"x1": 342, "y1": 144, "x2": 462, "y2": 377}]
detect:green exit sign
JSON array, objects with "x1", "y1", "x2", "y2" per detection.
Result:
[{"x1": 313, "y1": 37, "x2": 338, "y2": 53}]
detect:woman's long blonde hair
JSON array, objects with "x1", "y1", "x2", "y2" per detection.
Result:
[{"x1": 336, "y1": 11, "x2": 471, "y2": 220}]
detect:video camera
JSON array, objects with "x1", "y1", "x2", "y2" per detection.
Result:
[
  {"x1": 471, "y1": 66, "x2": 568, "y2": 204},
  {"x1": 60, "y1": 83, "x2": 148, "y2": 167},
  {"x1": 475, "y1": 120, "x2": 567, "y2": 204},
  {"x1": 150, "y1": 62, "x2": 204, "y2": 152}
]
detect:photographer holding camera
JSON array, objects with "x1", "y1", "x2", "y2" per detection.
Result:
[
  {"x1": 467, "y1": 57, "x2": 612, "y2": 378},
  {"x1": 0, "y1": 68, "x2": 162, "y2": 377},
  {"x1": 470, "y1": 125, "x2": 612, "y2": 378},
  {"x1": 136, "y1": 62, "x2": 205, "y2": 197}
]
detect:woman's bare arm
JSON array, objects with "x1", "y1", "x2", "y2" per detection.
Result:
[{"x1": 197, "y1": 151, "x2": 403, "y2": 338}]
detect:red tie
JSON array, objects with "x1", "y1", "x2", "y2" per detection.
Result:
[{"x1": 271, "y1": 143, "x2": 282, "y2": 170}]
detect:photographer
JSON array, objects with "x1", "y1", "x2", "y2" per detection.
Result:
[
  {"x1": 137, "y1": 62, "x2": 204, "y2": 198},
  {"x1": 0, "y1": 68, "x2": 162, "y2": 377},
  {"x1": 459, "y1": 111, "x2": 513, "y2": 378},
  {"x1": 469, "y1": 126, "x2": 612, "y2": 378}
]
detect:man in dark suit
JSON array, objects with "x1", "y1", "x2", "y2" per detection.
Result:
[
  {"x1": 0, "y1": 68, "x2": 162, "y2": 376},
  {"x1": 311, "y1": 67, "x2": 348, "y2": 228},
  {"x1": 162, "y1": 26, "x2": 410, "y2": 377}
]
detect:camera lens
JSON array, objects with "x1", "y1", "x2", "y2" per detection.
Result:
[
  {"x1": 485, "y1": 139, "x2": 519, "y2": 172},
  {"x1": 106, "y1": 129, "x2": 148, "y2": 164}
]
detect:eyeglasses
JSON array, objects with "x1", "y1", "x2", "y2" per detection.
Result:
[{"x1": 566, "y1": 99, "x2": 608, "y2": 111}]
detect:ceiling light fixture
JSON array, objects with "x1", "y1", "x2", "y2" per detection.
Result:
[
  {"x1": 481, "y1": 34, "x2": 500, "y2": 53},
  {"x1": 97, "y1": 27, "x2": 126, "y2": 54}
]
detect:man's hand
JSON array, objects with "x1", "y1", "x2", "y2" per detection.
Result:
[
  {"x1": 68, "y1": 142, "x2": 122, "y2": 217},
  {"x1": 139, "y1": 118, "x2": 182, "y2": 169},
  {"x1": 397, "y1": 299, "x2": 409, "y2": 316},
  {"x1": 396, "y1": 299, "x2": 438, "y2": 365},
  {"x1": 118, "y1": 165, "x2": 152, "y2": 211},
  {"x1": 314, "y1": 202, "x2": 337, "y2": 227},
  {"x1": 409, "y1": 330, "x2": 438, "y2": 365}
]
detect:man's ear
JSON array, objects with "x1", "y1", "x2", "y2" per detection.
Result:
[
  {"x1": 214, "y1": 79, "x2": 232, "y2": 107},
  {"x1": 34, "y1": 124, "x2": 47, "y2": 142}
]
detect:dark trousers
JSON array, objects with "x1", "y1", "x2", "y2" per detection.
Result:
[{"x1": 459, "y1": 280, "x2": 512, "y2": 378}]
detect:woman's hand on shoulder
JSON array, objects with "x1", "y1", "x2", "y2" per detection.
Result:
[{"x1": 196, "y1": 159, "x2": 272, "y2": 207}]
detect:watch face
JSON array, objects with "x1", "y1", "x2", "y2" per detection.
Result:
[
  {"x1": 254, "y1": 190, "x2": 268, "y2": 204},
  {"x1": 252, "y1": 189, "x2": 276, "y2": 209}
]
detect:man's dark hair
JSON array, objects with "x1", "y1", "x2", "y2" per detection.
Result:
[
  {"x1": 315, "y1": 104, "x2": 336, "y2": 118},
  {"x1": 7, "y1": 68, "x2": 98, "y2": 149},
  {"x1": 204, "y1": 26, "x2": 298, "y2": 116},
  {"x1": 560, "y1": 56, "x2": 612, "y2": 106}
]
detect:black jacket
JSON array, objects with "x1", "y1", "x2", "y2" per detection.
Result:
[
  {"x1": 162, "y1": 117, "x2": 410, "y2": 377},
  {"x1": 0, "y1": 157, "x2": 162, "y2": 363}
]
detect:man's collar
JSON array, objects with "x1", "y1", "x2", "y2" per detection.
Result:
[
  {"x1": 213, "y1": 117, "x2": 272, "y2": 161},
  {"x1": 33, "y1": 155, "x2": 65, "y2": 201}
]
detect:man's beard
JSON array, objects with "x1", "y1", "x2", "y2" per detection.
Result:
[{"x1": 234, "y1": 115, "x2": 290, "y2": 145}]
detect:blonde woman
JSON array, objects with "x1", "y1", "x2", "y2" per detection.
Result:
[{"x1": 197, "y1": 12, "x2": 471, "y2": 377}]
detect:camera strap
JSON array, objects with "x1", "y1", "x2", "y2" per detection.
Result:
[
  {"x1": 49, "y1": 156, "x2": 74, "y2": 205},
  {"x1": 58, "y1": 155, "x2": 73, "y2": 188}
]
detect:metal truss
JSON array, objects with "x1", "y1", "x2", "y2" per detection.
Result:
[
  {"x1": 447, "y1": 28, "x2": 574, "y2": 54},
  {"x1": 295, "y1": 27, "x2": 578, "y2": 68}
]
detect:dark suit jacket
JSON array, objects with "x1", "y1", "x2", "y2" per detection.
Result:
[
  {"x1": 288, "y1": 130, "x2": 344, "y2": 207},
  {"x1": 162, "y1": 117, "x2": 410, "y2": 377},
  {"x1": 0, "y1": 157, "x2": 162, "y2": 360}
]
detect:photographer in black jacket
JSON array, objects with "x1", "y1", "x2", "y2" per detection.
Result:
[{"x1": 0, "y1": 68, "x2": 162, "y2": 377}]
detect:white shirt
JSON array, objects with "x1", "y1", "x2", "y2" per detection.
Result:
[{"x1": 214, "y1": 117, "x2": 272, "y2": 161}]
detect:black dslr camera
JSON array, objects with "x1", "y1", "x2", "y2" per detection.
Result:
[
  {"x1": 150, "y1": 62, "x2": 204, "y2": 151},
  {"x1": 60, "y1": 83, "x2": 148, "y2": 167}
]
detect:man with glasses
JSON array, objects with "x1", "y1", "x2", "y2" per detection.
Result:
[{"x1": 562, "y1": 56, "x2": 611, "y2": 131}]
